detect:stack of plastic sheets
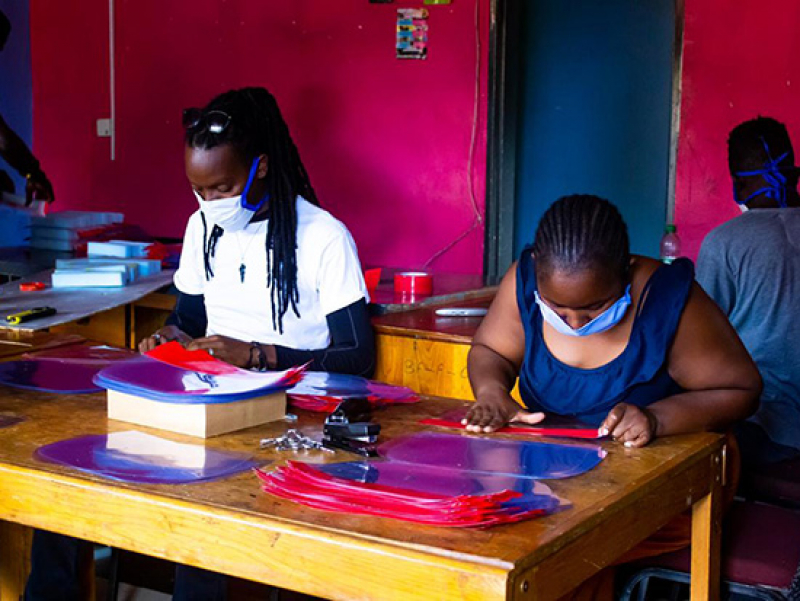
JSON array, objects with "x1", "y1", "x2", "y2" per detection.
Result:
[
  {"x1": 95, "y1": 346, "x2": 305, "y2": 404},
  {"x1": 257, "y1": 432, "x2": 606, "y2": 527},
  {"x1": 287, "y1": 371, "x2": 419, "y2": 412},
  {"x1": 0, "y1": 345, "x2": 136, "y2": 393}
]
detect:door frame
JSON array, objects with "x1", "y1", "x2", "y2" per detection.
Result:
[{"x1": 483, "y1": 0, "x2": 686, "y2": 284}]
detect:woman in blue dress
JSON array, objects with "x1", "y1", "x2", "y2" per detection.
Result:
[
  {"x1": 465, "y1": 195, "x2": 761, "y2": 599},
  {"x1": 465, "y1": 194, "x2": 760, "y2": 446}
]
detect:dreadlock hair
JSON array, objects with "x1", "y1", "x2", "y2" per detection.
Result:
[
  {"x1": 728, "y1": 116, "x2": 795, "y2": 173},
  {"x1": 532, "y1": 195, "x2": 630, "y2": 282},
  {"x1": 185, "y1": 87, "x2": 319, "y2": 333}
]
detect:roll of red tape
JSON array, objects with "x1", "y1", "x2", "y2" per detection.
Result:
[{"x1": 394, "y1": 272, "x2": 433, "y2": 296}]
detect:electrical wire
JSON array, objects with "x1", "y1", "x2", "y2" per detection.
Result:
[{"x1": 422, "y1": 0, "x2": 483, "y2": 269}]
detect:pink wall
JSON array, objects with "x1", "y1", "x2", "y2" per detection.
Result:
[
  {"x1": 675, "y1": 0, "x2": 800, "y2": 259},
  {"x1": 30, "y1": 1, "x2": 488, "y2": 274}
]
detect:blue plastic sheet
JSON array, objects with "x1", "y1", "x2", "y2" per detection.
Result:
[
  {"x1": 0, "y1": 360, "x2": 103, "y2": 393},
  {"x1": 35, "y1": 431, "x2": 260, "y2": 484},
  {"x1": 317, "y1": 461, "x2": 565, "y2": 511},
  {"x1": 378, "y1": 432, "x2": 606, "y2": 479},
  {"x1": 288, "y1": 371, "x2": 417, "y2": 402},
  {"x1": 95, "y1": 356, "x2": 302, "y2": 404}
]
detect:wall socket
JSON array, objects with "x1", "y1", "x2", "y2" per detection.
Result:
[{"x1": 96, "y1": 118, "x2": 113, "y2": 137}]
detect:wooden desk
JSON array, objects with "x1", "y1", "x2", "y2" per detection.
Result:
[
  {"x1": 117, "y1": 290, "x2": 495, "y2": 399},
  {"x1": 0, "y1": 270, "x2": 175, "y2": 349},
  {"x1": 373, "y1": 296, "x2": 493, "y2": 399},
  {"x1": 368, "y1": 270, "x2": 493, "y2": 315},
  {"x1": 0, "y1": 331, "x2": 85, "y2": 360},
  {"x1": 0, "y1": 391, "x2": 723, "y2": 600}
]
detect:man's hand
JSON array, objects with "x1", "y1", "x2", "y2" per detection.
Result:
[
  {"x1": 138, "y1": 325, "x2": 192, "y2": 353},
  {"x1": 185, "y1": 335, "x2": 253, "y2": 368}
]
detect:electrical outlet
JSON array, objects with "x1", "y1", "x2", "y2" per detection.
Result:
[{"x1": 96, "y1": 118, "x2": 113, "y2": 138}]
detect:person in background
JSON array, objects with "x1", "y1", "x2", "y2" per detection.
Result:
[
  {"x1": 0, "y1": 9, "x2": 55, "y2": 204},
  {"x1": 697, "y1": 116, "x2": 800, "y2": 470},
  {"x1": 25, "y1": 86, "x2": 374, "y2": 601}
]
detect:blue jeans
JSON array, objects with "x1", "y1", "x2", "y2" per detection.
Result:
[{"x1": 24, "y1": 530, "x2": 227, "y2": 601}]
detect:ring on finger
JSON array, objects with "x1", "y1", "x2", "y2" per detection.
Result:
[{"x1": 208, "y1": 348, "x2": 215, "y2": 357}]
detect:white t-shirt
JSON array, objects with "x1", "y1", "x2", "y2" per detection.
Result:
[{"x1": 174, "y1": 198, "x2": 367, "y2": 350}]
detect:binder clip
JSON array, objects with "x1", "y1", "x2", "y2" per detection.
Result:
[{"x1": 323, "y1": 398, "x2": 381, "y2": 457}]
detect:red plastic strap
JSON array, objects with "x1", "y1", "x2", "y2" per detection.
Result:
[{"x1": 419, "y1": 418, "x2": 602, "y2": 439}]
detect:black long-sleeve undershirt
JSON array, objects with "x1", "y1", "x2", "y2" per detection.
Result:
[{"x1": 165, "y1": 293, "x2": 375, "y2": 377}]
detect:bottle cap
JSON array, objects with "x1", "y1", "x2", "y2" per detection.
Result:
[{"x1": 665, "y1": 224, "x2": 677, "y2": 234}]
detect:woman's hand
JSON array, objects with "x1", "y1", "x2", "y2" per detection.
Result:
[
  {"x1": 599, "y1": 403, "x2": 658, "y2": 448},
  {"x1": 184, "y1": 335, "x2": 255, "y2": 368},
  {"x1": 462, "y1": 393, "x2": 545, "y2": 433},
  {"x1": 138, "y1": 325, "x2": 192, "y2": 353}
]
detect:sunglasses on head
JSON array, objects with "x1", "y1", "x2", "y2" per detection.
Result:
[{"x1": 182, "y1": 108, "x2": 231, "y2": 134}]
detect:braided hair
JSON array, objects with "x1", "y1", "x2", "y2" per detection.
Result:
[
  {"x1": 532, "y1": 195, "x2": 630, "y2": 281},
  {"x1": 185, "y1": 87, "x2": 319, "y2": 333}
]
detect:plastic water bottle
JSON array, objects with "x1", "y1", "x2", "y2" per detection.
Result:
[{"x1": 660, "y1": 224, "x2": 681, "y2": 264}]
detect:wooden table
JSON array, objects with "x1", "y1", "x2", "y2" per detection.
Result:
[
  {"x1": 0, "y1": 390, "x2": 723, "y2": 600},
  {"x1": 373, "y1": 295, "x2": 494, "y2": 399},
  {"x1": 0, "y1": 331, "x2": 86, "y2": 360},
  {"x1": 368, "y1": 270, "x2": 493, "y2": 315}
]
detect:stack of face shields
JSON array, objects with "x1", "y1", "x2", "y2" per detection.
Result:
[
  {"x1": 286, "y1": 371, "x2": 419, "y2": 412},
  {"x1": 257, "y1": 432, "x2": 606, "y2": 527},
  {"x1": 94, "y1": 357, "x2": 305, "y2": 403},
  {"x1": 95, "y1": 342, "x2": 305, "y2": 403},
  {"x1": 0, "y1": 345, "x2": 137, "y2": 394}
]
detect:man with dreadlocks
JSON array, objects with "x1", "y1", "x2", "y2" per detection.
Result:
[
  {"x1": 25, "y1": 88, "x2": 373, "y2": 601},
  {"x1": 697, "y1": 116, "x2": 800, "y2": 470},
  {"x1": 139, "y1": 87, "x2": 374, "y2": 377}
]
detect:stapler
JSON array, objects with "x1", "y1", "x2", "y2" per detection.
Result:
[{"x1": 323, "y1": 398, "x2": 381, "y2": 457}]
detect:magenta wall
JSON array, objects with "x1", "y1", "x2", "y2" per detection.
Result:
[
  {"x1": 674, "y1": 0, "x2": 800, "y2": 259},
  {"x1": 30, "y1": 1, "x2": 488, "y2": 274}
]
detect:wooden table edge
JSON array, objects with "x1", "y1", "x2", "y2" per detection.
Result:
[
  {"x1": 0, "y1": 463, "x2": 512, "y2": 600},
  {"x1": 506, "y1": 434, "x2": 725, "y2": 600}
]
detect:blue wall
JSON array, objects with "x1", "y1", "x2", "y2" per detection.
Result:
[
  {"x1": 514, "y1": 0, "x2": 675, "y2": 258},
  {"x1": 0, "y1": 0, "x2": 32, "y2": 196}
]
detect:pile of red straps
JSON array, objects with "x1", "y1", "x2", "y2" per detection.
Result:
[{"x1": 255, "y1": 460, "x2": 557, "y2": 528}]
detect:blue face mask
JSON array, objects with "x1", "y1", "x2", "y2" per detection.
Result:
[
  {"x1": 534, "y1": 285, "x2": 632, "y2": 337},
  {"x1": 733, "y1": 137, "x2": 792, "y2": 208}
]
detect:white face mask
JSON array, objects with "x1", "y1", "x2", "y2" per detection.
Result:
[
  {"x1": 193, "y1": 157, "x2": 268, "y2": 231},
  {"x1": 194, "y1": 191, "x2": 254, "y2": 231}
]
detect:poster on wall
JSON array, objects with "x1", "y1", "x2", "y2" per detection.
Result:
[{"x1": 396, "y1": 9, "x2": 428, "y2": 60}]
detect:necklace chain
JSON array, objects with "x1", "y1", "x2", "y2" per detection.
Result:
[{"x1": 234, "y1": 222, "x2": 265, "y2": 283}]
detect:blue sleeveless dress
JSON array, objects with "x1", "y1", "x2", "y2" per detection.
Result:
[{"x1": 516, "y1": 251, "x2": 695, "y2": 426}]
